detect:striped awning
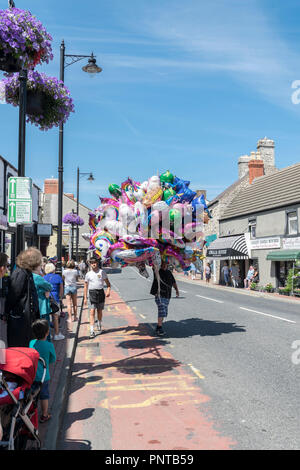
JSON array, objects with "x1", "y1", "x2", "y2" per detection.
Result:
[{"x1": 206, "y1": 235, "x2": 249, "y2": 260}]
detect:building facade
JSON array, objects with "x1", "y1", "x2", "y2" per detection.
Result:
[
  {"x1": 41, "y1": 179, "x2": 91, "y2": 261},
  {"x1": 204, "y1": 137, "x2": 278, "y2": 284},
  {"x1": 219, "y1": 162, "x2": 300, "y2": 288}
]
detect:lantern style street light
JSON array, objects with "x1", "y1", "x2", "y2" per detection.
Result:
[
  {"x1": 56, "y1": 40, "x2": 102, "y2": 274},
  {"x1": 76, "y1": 168, "x2": 95, "y2": 261}
]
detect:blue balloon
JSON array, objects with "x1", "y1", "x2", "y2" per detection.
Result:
[
  {"x1": 176, "y1": 187, "x2": 196, "y2": 204},
  {"x1": 173, "y1": 176, "x2": 190, "y2": 193}
]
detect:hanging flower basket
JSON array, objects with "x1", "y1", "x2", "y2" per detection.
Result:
[
  {"x1": 0, "y1": 49, "x2": 22, "y2": 73},
  {"x1": 63, "y1": 213, "x2": 84, "y2": 226},
  {"x1": 2, "y1": 70, "x2": 75, "y2": 131},
  {"x1": 0, "y1": 7, "x2": 53, "y2": 72}
]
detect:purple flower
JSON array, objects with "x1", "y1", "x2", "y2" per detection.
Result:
[
  {"x1": 2, "y1": 70, "x2": 75, "y2": 131},
  {"x1": 63, "y1": 213, "x2": 84, "y2": 226},
  {"x1": 0, "y1": 7, "x2": 53, "y2": 69}
]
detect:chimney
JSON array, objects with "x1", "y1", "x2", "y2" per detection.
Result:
[
  {"x1": 238, "y1": 155, "x2": 250, "y2": 179},
  {"x1": 256, "y1": 137, "x2": 275, "y2": 173},
  {"x1": 44, "y1": 179, "x2": 58, "y2": 194},
  {"x1": 65, "y1": 193, "x2": 75, "y2": 200},
  {"x1": 248, "y1": 154, "x2": 264, "y2": 184}
]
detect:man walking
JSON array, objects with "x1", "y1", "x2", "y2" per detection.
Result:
[
  {"x1": 84, "y1": 258, "x2": 111, "y2": 338},
  {"x1": 150, "y1": 262, "x2": 180, "y2": 337}
]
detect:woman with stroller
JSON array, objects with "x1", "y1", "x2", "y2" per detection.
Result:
[{"x1": 5, "y1": 248, "x2": 40, "y2": 347}]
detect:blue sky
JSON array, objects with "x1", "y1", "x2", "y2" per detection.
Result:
[{"x1": 1, "y1": 0, "x2": 300, "y2": 211}]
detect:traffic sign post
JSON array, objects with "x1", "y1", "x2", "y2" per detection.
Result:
[{"x1": 8, "y1": 177, "x2": 33, "y2": 225}]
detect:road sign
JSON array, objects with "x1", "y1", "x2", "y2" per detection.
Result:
[{"x1": 8, "y1": 177, "x2": 32, "y2": 224}]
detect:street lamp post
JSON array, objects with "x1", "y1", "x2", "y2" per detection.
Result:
[
  {"x1": 56, "y1": 40, "x2": 102, "y2": 274},
  {"x1": 16, "y1": 68, "x2": 28, "y2": 255},
  {"x1": 76, "y1": 168, "x2": 94, "y2": 262}
]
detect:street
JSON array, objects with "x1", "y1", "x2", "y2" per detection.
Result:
[{"x1": 58, "y1": 269, "x2": 300, "y2": 450}]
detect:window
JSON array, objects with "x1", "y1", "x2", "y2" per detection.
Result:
[
  {"x1": 248, "y1": 219, "x2": 256, "y2": 239},
  {"x1": 287, "y1": 212, "x2": 298, "y2": 235}
]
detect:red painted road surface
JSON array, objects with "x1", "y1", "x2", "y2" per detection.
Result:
[{"x1": 61, "y1": 290, "x2": 236, "y2": 450}]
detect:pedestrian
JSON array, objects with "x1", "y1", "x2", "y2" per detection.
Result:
[
  {"x1": 150, "y1": 262, "x2": 180, "y2": 337},
  {"x1": 30, "y1": 318, "x2": 56, "y2": 423},
  {"x1": 221, "y1": 263, "x2": 230, "y2": 286},
  {"x1": 244, "y1": 265, "x2": 255, "y2": 289},
  {"x1": 0, "y1": 253, "x2": 9, "y2": 350},
  {"x1": 190, "y1": 262, "x2": 196, "y2": 280},
  {"x1": 62, "y1": 260, "x2": 79, "y2": 324},
  {"x1": 84, "y1": 258, "x2": 111, "y2": 339},
  {"x1": 5, "y1": 247, "x2": 40, "y2": 347},
  {"x1": 205, "y1": 263, "x2": 211, "y2": 283},
  {"x1": 44, "y1": 263, "x2": 65, "y2": 340},
  {"x1": 40, "y1": 257, "x2": 48, "y2": 276},
  {"x1": 230, "y1": 263, "x2": 240, "y2": 288},
  {"x1": 78, "y1": 259, "x2": 87, "y2": 280},
  {"x1": 32, "y1": 259, "x2": 53, "y2": 342}
]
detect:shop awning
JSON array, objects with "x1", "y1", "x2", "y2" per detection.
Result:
[
  {"x1": 266, "y1": 250, "x2": 300, "y2": 261},
  {"x1": 206, "y1": 235, "x2": 249, "y2": 260}
]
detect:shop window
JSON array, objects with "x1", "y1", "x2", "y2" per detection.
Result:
[
  {"x1": 287, "y1": 212, "x2": 298, "y2": 235},
  {"x1": 248, "y1": 219, "x2": 256, "y2": 239}
]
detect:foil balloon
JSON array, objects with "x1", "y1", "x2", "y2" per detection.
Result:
[
  {"x1": 89, "y1": 171, "x2": 208, "y2": 270},
  {"x1": 142, "y1": 187, "x2": 163, "y2": 208},
  {"x1": 108, "y1": 183, "x2": 122, "y2": 198},
  {"x1": 147, "y1": 175, "x2": 161, "y2": 191},
  {"x1": 163, "y1": 188, "x2": 176, "y2": 201},
  {"x1": 160, "y1": 170, "x2": 174, "y2": 185}
]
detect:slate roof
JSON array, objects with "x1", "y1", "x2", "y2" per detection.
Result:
[
  {"x1": 208, "y1": 174, "x2": 249, "y2": 207},
  {"x1": 220, "y1": 163, "x2": 300, "y2": 220}
]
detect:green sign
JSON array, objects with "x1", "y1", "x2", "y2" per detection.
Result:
[{"x1": 8, "y1": 177, "x2": 32, "y2": 224}]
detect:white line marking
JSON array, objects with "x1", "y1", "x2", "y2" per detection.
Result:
[
  {"x1": 180, "y1": 290, "x2": 187, "y2": 293},
  {"x1": 139, "y1": 314, "x2": 146, "y2": 319},
  {"x1": 196, "y1": 295, "x2": 224, "y2": 304},
  {"x1": 239, "y1": 307, "x2": 296, "y2": 324}
]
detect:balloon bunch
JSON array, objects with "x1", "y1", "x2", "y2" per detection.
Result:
[{"x1": 87, "y1": 171, "x2": 210, "y2": 277}]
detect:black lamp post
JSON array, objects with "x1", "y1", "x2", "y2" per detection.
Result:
[
  {"x1": 76, "y1": 168, "x2": 94, "y2": 261},
  {"x1": 16, "y1": 68, "x2": 28, "y2": 255},
  {"x1": 56, "y1": 40, "x2": 102, "y2": 274}
]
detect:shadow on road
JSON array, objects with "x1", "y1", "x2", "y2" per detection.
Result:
[{"x1": 163, "y1": 317, "x2": 246, "y2": 338}]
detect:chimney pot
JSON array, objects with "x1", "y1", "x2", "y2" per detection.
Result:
[{"x1": 248, "y1": 158, "x2": 264, "y2": 184}]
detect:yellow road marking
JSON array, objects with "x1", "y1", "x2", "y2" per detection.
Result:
[
  {"x1": 188, "y1": 363, "x2": 205, "y2": 379},
  {"x1": 99, "y1": 392, "x2": 198, "y2": 409}
]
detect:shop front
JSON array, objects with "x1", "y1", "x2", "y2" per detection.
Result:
[
  {"x1": 206, "y1": 234, "x2": 250, "y2": 286},
  {"x1": 266, "y1": 249, "x2": 300, "y2": 288}
]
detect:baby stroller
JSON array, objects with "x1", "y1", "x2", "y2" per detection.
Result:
[{"x1": 0, "y1": 348, "x2": 46, "y2": 450}]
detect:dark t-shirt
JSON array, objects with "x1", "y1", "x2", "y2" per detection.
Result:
[{"x1": 150, "y1": 269, "x2": 176, "y2": 299}]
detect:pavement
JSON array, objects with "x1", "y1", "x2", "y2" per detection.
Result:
[
  {"x1": 175, "y1": 272, "x2": 300, "y2": 304},
  {"x1": 38, "y1": 270, "x2": 300, "y2": 450},
  {"x1": 38, "y1": 280, "x2": 85, "y2": 450}
]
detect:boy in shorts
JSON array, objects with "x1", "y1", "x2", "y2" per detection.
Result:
[{"x1": 84, "y1": 258, "x2": 111, "y2": 339}]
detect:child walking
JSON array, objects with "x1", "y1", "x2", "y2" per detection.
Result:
[
  {"x1": 84, "y1": 258, "x2": 111, "y2": 339},
  {"x1": 30, "y1": 319, "x2": 56, "y2": 423}
]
